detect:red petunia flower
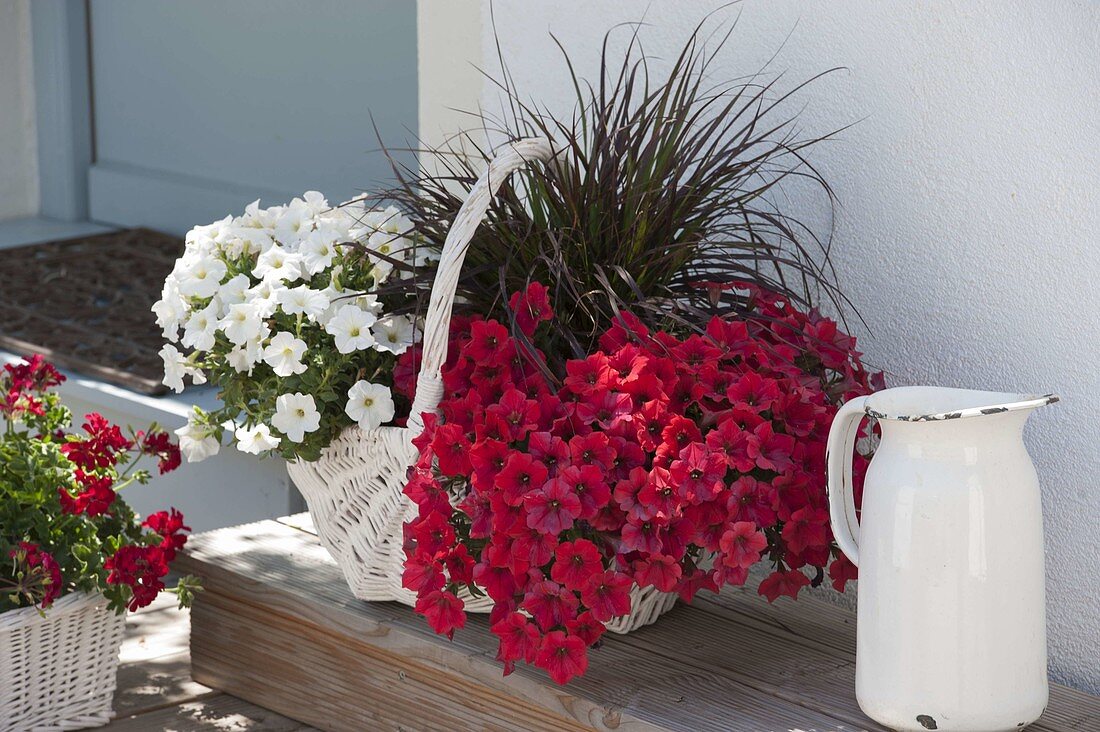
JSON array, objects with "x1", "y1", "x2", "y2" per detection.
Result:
[
  {"x1": 758, "y1": 569, "x2": 811, "y2": 603},
  {"x1": 727, "y1": 371, "x2": 782, "y2": 412},
  {"x1": 487, "y1": 388, "x2": 542, "y2": 442},
  {"x1": 566, "y1": 610, "x2": 606, "y2": 647},
  {"x1": 523, "y1": 476, "x2": 582, "y2": 535},
  {"x1": 415, "y1": 590, "x2": 466, "y2": 639},
  {"x1": 527, "y1": 431, "x2": 569, "y2": 477},
  {"x1": 570, "y1": 465, "x2": 612, "y2": 519},
  {"x1": 432, "y1": 423, "x2": 474, "y2": 476},
  {"x1": 402, "y1": 557, "x2": 446, "y2": 595},
  {"x1": 635, "y1": 467, "x2": 678, "y2": 520},
  {"x1": 620, "y1": 515, "x2": 666, "y2": 555},
  {"x1": 668, "y1": 443, "x2": 726, "y2": 504},
  {"x1": 509, "y1": 281, "x2": 553, "y2": 336},
  {"x1": 563, "y1": 354, "x2": 614, "y2": 396},
  {"x1": 705, "y1": 417, "x2": 757, "y2": 473},
  {"x1": 579, "y1": 570, "x2": 633, "y2": 623},
  {"x1": 492, "y1": 611, "x2": 542, "y2": 672},
  {"x1": 726, "y1": 476, "x2": 779, "y2": 527},
  {"x1": 535, "y1": 630, "x2": 588, "y2": 685},
  {"x1": 719, "y1": 521, "x2": 768, "y2": 570},
  {"x1": 747, "y1": 422, "x2": 796, "y2": 473},
  {"x1": 522, "y1": 579, "x2": 579, "y2": 631},
  {"x1": 497, "y1": 452, "x2": 549, "y2": 505},
  {"x1": 632, "y1": 554, "x2": 682, "y2": 592},
  {"x1": 781, "y1": 506, "x2": 831, "y2": 554},
  {"x1": 829, "y1": 552, "x2": 858, "y2": 592},
  {"x1": 568, "y1": 432, "x2": 616, "y2": 472},
  {"x1": 551, "y1": 539, "x2": 604, "y2": 591}
]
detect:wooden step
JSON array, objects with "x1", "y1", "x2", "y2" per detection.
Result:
[{"x1": 177, "y1": 516, "x2": 1100, "y2": 732}]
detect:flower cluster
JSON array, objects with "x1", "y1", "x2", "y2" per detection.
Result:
[
  {"x1": 155, "y1": 193, "x2": 434, "y2": 462},
  {"x1": 1, "y1": 356, "x2": 198, "y2": 614},
  {"x1": 400, "y1": 284, "x2": 880, "y2": 684}
]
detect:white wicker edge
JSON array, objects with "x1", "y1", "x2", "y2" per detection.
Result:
[
  {"x1": 0, "y1": 591, "x2": 126, "y2": 731},
  {"x1": 287, "y1": 137, "x2": 679, "y2": 635}
]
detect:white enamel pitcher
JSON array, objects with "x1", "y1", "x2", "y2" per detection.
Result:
[{"x1": 827, "y1": 386, "x2": 1058, "y2": 732}]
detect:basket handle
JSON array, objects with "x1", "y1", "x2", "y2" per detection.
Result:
[{"x1": 407, "y1": 137, "x2": 556, "y2": 437}]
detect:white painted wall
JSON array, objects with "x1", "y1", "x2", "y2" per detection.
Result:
[
  {"x1": 471, "y1": 0, "x2": 1100, "y2": 693},
  {"x1": 0, "y1": 0, "x2": 39, "y2": 220}
]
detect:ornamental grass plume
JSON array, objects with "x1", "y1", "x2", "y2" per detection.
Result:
[{"x1": 376, "y1": 16, "x2": 853, "y2": 371}]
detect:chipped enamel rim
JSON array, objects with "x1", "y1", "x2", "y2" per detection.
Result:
[{"x1": 864, "y1": 393, "x2": 1060, "y2": 422}]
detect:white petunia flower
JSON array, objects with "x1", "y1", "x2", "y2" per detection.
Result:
[
  {"x1": 274, "y1": 198, "x2": 313, "y2": 247},
  {"x1": 253, "y1": 245, "x2": 303, "y2": 283},
  {"x1": 234, "y1": 423, "x2": 281, "y2": 455},
  {"x1": 216, "y1": 274, "x2": 252, "y2": 315},
  {"x1": 245, "y1": 281, "x2": 278, "y2": 319},
  {"x1": 271, "y1": 393, "x2": 321, "y2": 443},
  {"x1": 176, "y1": 254, "x2": 227, "y2": 299},
  {"x1": 262, "y1": 332, "x2": 308, "y2": 377},
  {"x1": 372, "y1": 314, "x2": 416, "y2": 355},
  {"x1": 241, "y1": 199, "x2": 278, "y2": 230},
  {"x1": 277, "y1": 285, "x2": 330, "y2": 321},
  {"x1": 325, "y1": 304, "x2": 377, "y2": 354},
  {"x1": 300, "y1": 228, "x2": 339, "y2": 274},
  {"x1": 301, "y1": 190, "x2": 329, "y2": 216},
  {"x1": 227, "y1": 335, "x2": 266, "y2": 374},
  {"x1": 152, "y1": 279, "x2": 187, "y2": 341},
  {"x1": 344, "y1": 380, "x2": 395, "y2": 431},
  {"x1": 219, "y1": 302, "x2": 264, "y2": 346},
  {"x1": 159, "y1": 344, "x2": 189, "y2": 393},
  {"x1": 226, "y1": 224, "x2": 273, "y2": 258},
  {"x1": 181, "y1": 301, "x2": 219, "y2": 352},
  {"x1": 175, "y1": 417, "x2": 220, "y2": 463}
]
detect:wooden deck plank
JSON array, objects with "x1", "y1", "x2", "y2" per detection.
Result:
[
  {"x1": 115, "y1": 650, "x2": 215, "y2": 718},
  {"x1": 697, "y1": 588, "x2": 1100, "y2": 732},
  {"x1": 177, "y1": 520, "x2": 872, "y2": 731},
  {"x1": 180, "y1": 518, "x2": 1099, "y2": 732},
  {"x1": 105, "y1": 693, "x2": 316, "y2": 731}
]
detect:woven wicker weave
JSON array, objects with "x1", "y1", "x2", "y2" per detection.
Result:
[
  {"x1": 0, "y1": 592, "x2": 126, "y2": 731},
  {"x1": 287, "y1": 137, "x2": 678, "y2": 634}
]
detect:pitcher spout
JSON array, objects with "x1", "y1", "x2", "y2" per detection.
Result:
[{"x1": 862, "y1": 386, "x2": 1059, "y2": 423}]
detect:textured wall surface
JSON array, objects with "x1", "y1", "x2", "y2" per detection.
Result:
[
  {"x1": 481, "y1": 0, "x2": 1100, "y2": 693},
  {"x1": 0, "y1": 0, "x2": 39, "y2": 220}
]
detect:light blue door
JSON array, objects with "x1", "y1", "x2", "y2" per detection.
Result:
[{"x1": 86, "y1": 1, "x2": 418, "y2": 235}]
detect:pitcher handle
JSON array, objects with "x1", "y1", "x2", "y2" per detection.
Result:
[{"x1": 826, "y1": 396, "x2": 869, "y2": 567}]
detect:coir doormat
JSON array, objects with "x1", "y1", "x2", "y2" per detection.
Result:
[{"x1": 0, "y1": 228, "x2": 184, "y2": 395}]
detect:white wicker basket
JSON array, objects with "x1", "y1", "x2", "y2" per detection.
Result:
[
  {"x1": 287, "y1": 137, "x2": 678, "y2": 634},
  {"x1": 0, "y1": 592, "x2": 126, "y2": 731}
]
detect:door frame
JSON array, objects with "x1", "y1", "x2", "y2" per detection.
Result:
[{"x1": 30, "y1": 0, "x2": 94, "y2": 223}]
